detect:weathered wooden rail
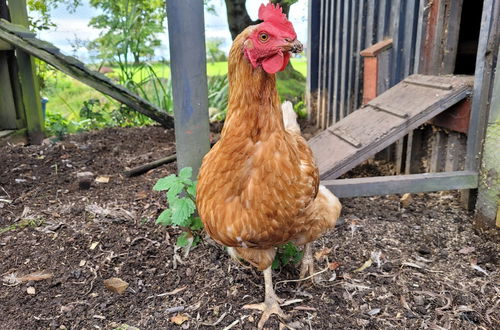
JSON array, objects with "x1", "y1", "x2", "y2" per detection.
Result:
[{"x1": 0, "y1": 19, "x2": 174, "y2": 128}]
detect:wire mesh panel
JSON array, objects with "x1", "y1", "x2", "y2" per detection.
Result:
[{"x1": 308, "y1": 0, "x2": 425, "y2": 130}]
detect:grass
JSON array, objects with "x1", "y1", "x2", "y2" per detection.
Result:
[{"x1": 43, "y1": 58, "x2": 307, "y2": 123}]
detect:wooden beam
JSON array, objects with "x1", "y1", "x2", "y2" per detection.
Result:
[
  {"x1": 0, "y1": 52, "x2": 16, "y2": 129},
  {"x1": 475, "y1": 43, "x2": 500, "y2": 228},
  {"x1": 0, "y1": 20, "x2": 174, "y2": 129},
  {"x1": 360, "y1": 39, "x2": 393, "y2": 104},
  {"x1": 463, "y1": 0, "x2": 500, "y2": 210},
  {"x1": 360, "y1": 38, "x2": 393, "y2": 57},
  {"x1": 7, "y1": 0, "x2": 43, "y2": 144},
  {"x1": 323, "y1": 171, "x2": 478, "y2": 198}
]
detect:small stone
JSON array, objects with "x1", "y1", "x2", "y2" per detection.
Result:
[
  {"x1": 400, "y1": 193, "x2": 412, "y2": 208},
  {"x1": 77, "y1": 172, "x2": 94, "y2": 190},
  {"x1": 415, "y1": 306, "x2": 427, "y2": 314},
  {"x1": 27, "y1": 286, "x2": 36, "y2": 295},
  {"x1": 414, "y1": 295, "x2": 425, "y2": 306},
  {"x1": 103, "y1": 277, "x2": 129, "y2": 294},
  {"x1": 382, "y1": 262, "x2": 393, "y2": 272},
  {"x1": 417, "y1": 246, "x2": 431, "y2": 255}
]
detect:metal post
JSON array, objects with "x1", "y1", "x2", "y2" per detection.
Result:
[{"x1": 166, "y1": 0, "x2": 210, "y2": 177}]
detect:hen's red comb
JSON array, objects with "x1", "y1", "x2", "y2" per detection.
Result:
[{"x1": 258, "y1": 2, "x2": 294, "y2": 33}]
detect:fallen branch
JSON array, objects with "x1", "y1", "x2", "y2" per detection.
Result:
[{"x1": 124, "y1": 154, "x2": 177, "y2": 177}]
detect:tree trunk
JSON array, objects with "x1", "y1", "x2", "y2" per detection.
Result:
[
  {"x1": 224, "y1": 0, "x2": 256, "y2": 40},
  {"x1": 224, "y1": 0, "x2": 291, "y2": 40}
]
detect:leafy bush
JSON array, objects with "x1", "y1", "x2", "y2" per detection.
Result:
[
  {"x1": 153, "y1": 167, "x2": 202, "y2": 249},
  {"x1": 207, "y1": 75, "x2": 229, "y2": 121},
  {"x1": 272, "y1": 242, "x2": 304, "y2": 269}
]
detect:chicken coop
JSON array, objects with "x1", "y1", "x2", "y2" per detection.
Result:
[{"x1": 306, "y1": 0, "x2": 500, "y2": 228}]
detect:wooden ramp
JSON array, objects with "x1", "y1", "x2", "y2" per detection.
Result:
[
  {"x1": 0, "y1": 19, "x2": 173, "y2": 128},
  {"x1": 309, "y1": 74, "x2": 474, "y2": 180}
]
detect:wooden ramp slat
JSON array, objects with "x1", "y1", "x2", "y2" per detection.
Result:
[
  {"x1": 0, "y1": 19, "x2": 174, "y2": 128},
  {"x1": 309, "y1": 74, "x2": 474, "y2": 180}
]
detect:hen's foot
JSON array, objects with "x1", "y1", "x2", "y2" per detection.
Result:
[
  {"x1": 299, "y1": 243, "x2": 315, "y2": 280},
  {"x1": 243, "y1": 267, "x2": 289, "y2": 329},
  {"x1": 243, "y1": 294, "x2": 288, "y2": 329}
]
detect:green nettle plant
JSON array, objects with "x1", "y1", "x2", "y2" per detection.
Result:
[
  {"x1": 154, "y1": 167, "x2": 303, "y2": 266},
  {"x1": 153, "y1": 167, "x2": 203, "y2": 250}
]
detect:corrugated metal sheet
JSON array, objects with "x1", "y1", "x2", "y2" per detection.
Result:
[{"x1": 308, "y1": 0, "x2": 426, "y2": 129}]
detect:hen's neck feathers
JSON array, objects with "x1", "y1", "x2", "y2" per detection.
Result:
[{"x1": 221, "y1": 29, "x2": 285, "y2": 141}]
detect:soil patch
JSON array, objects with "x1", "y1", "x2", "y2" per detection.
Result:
[{"x1": 0, "y1": 126, "x2": 498, "y2": 329}]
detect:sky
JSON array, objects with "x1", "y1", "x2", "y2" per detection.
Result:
[{"x1": 37, "y1": 0, "x2": 309, "y2": 63}]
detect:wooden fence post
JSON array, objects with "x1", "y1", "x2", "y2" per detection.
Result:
[
  {"x1": 475, "y1": 44, "x2": 500, "y2": 228},
  {"x1": 8, "y1": 0, "x2": 44, "y2": 144}
]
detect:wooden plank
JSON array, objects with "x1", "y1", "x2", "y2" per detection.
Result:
[
  {"x1": 362, "y1": 56, "x2": 378, "y2": 104},
  {"x1": 0, "y1": 20, "x2": 174, "y2": 129},
  {"x1": 441, "y1": 0, "x2": 464, "y2": 73},
  {"x1": 0, "y1": 52, "x2": 16, "y2": 129},
  {"x1": 463, "y1": 0, "x2": 500, "y2": 211},
  {"x1": 309, "y1": 74, "x2": 474, "y2": 180},
  {"x1": 360, "y1": 38, "x2": 393, "y2": 57},
  {"x1": 0, "y1": 40, "x2": 11, "y2": 50},
  {"x1": 7, "y1": 0, "x2": 43, "y2": 144},
  {"x1": 323, "y1": 171, "x2": 478, "y2": 198},
  {"x1": 475, "y1": 43, "x2": 500, "y2": 228},
  {"x1": 328, "y1": 127, "x2": 362, "y2": 148},
  {"x1": 367, "y1": 103, "x2": 408, "y2": 118},
  {"x1": 404, "y1": 75, "x2": 453, "y2": 90}
]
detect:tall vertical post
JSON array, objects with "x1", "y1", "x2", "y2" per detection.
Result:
[
  {"x1": 475, "y1": 44, "x2": 500, "y2": 228},
  {"x1": 166, "y1": 0, "x2": 210, "y2": 177},
  {"x1": 8, "y1": 0, "x2": 44, "y2": 144}
]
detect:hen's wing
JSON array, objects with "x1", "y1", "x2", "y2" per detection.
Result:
[{"x1": 281, "y1": 101, "x2": 341, "y2": 245}]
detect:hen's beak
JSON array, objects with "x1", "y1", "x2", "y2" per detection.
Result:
[
  {"x1": 283, "y1": 39, "x2": 303, "y2": 54},
  {"x1": 290, "y1": 40, "x2": 303, "y2": 54}
]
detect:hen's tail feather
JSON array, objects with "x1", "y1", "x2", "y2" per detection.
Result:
[{"x1": 281, "y1": 101, "x2": 301, "y2": 135}]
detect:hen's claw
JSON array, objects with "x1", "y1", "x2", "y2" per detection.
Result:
[
  {"x1": 243, "y1": 297, "x2": 288, "y2": 329},
  {"x1": 244, "y1": 267, "x2": 288, "y2": 329}
]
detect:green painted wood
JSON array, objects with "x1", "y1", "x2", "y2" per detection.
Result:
[
  {"x1": 0, "y1": 52, "x2": 17, "y2": 129},
  {"x1": 7, "y1": 0, "x2": 43, "y2": 144},
  {"x1": 0, "y1": 19, "x2": 174, "y2": 129},
  {"x1": 475, "y1": 43, "x2": 500, "y2": 228},
  {"x1": 323, "y1": 171, "x2": 478, "y2": 198}
]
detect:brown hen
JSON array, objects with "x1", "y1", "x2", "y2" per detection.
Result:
[{"x1": 196, "y1": 3, "x2": 341, "y2": 328}]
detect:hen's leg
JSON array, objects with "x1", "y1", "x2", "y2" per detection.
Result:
[
  {"x1": 243, "y1": 267, "x2": 287, "y2": 329},
  {"x1": 299, "y1": 243, "x2": 314, "y2": 279}
]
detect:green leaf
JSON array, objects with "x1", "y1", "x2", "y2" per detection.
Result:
[
  {"x1": 190, "y1": 217, "x2": 203, "y2": 230},
  {"x1": 176, "y1": 232, "x2": 191, "y2": 247},
  {"x1": 166, "y1": 181, "x2": 185, "y2": 203},
  {"x1": 153, "y1": 174, "x2": 179, "y2": 191},
  {"x1": 178, "y1": 167, "x2": 193, "y2": 180},
  {"x1": 171, "y1": 198, "x2": 196, "y2": 227},
  {"x1": 186, "y1": 180, "x2": 197, "y2": 197},
  {"x1": 155, "y1": 209, "x2": 173, "y2": 226}
]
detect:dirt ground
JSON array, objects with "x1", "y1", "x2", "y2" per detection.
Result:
[{"x1": 0, "y1": 126, "x2": 498, "y2": 330}]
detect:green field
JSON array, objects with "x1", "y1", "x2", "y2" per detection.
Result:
[{"x1": 43, "y1": 58, "x2": 307, "y2": 121}]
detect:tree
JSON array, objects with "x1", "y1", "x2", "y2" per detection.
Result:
[
  {"x1": 223, "y1": 0, "x2": 298, "y2": 40},
  {"x1": 27, "y1": 0, "x2": 82, "y2": 30},
  {"x1": 206, "y1": 37, "x2": 227, "y2": 63},
  {"x1": 88, "y1": 0, "x2": 165, "y2": 65}
]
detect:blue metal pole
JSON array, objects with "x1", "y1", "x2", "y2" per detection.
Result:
[{"x1": 166, "y1": 0, "x2": 210, "y2": 177}]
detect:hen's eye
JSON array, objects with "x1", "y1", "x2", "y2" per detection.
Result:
[{"x1": 259, "y1": 33, "x2": 269, "y2": 42}]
